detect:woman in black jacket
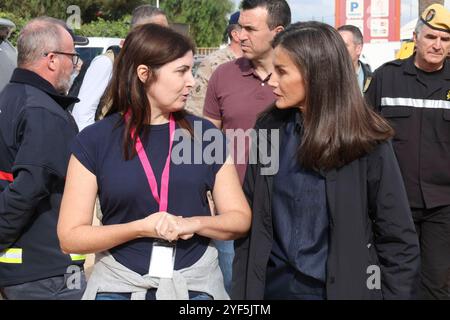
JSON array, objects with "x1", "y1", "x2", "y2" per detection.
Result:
[{"x1": 232, "y1": 21, "x2": 420, "y2": 300}]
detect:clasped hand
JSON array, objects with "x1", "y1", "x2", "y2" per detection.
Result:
[{"x1": 147, "y1": 212, "x2": 195, "y2": 242}]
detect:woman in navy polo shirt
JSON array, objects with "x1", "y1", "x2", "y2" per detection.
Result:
[{"x1": 57, "y1": 24, "x2": 251, "y2": 300}]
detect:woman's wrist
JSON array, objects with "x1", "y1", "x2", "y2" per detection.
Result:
[
  {"x1": 131, "y1": 219, "x2": 150, "y2": 238},
  {"x1": 183, "y1": 216, "x2": 201, "y2": 235}
]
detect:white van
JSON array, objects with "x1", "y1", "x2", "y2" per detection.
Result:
[{"x1": 75, "y1": 37, "x2": 122, "y2": 63}]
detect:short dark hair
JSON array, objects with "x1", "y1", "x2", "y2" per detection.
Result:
[
  {"x1": 226, "y1": 24, "x2": 240, "y2": 40},
  {"x1": 240, "y1": 0, "x2": 291, "y2": 29},
  {"x1": 337, "y1": 24, "x2": 363, "y2": 45},
  {"x1": 131, "y1": 5, "x2": 166, "y2": 28}
]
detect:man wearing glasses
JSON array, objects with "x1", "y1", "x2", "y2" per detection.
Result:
[{"x1": 0, "y1": 17, "x2": 88, "y2": 299}]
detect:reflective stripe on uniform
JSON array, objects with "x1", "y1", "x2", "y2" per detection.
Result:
[
  {"x1": 70, "y1": 254, "x2": 87, "y2": 261},
  {"x1": 0, "y1": 248, "x2": 22, "y2": 264},
  {"x1": 381, "y1": 97, "x2": 450, "y2": 109}
]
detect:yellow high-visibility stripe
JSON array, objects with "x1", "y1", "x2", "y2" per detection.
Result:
[
  {"x1": 0, "y1": 248, "x2": 22, "y2": 264},
  {"x1": 70, "y1": 254, "x2": 86, "y2": 261}
]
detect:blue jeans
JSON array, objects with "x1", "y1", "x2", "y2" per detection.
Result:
[
  {"x1": 213, "y1": 239, "x2": 234, "y2": 295},
  {"x1": 0, "y1": 271, "x2": 87, "y2": 300},
  {"x1": 96, "y1": 290, "x2": 213, "y2": 300}
]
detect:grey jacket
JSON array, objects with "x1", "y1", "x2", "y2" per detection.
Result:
[{"x1": 83, "y1": 243, "x2": 229, "y2": 300}]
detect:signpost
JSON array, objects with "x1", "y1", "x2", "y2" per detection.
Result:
[{"x1": 335, "y1": 0, "x2": 401, "y2": 43}]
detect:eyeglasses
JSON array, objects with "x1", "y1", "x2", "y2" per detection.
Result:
[{"x1": 44, "y1": 51, "x2": 80, "y2": 65}]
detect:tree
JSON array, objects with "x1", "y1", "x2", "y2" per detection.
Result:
[
  {"x1": 93, "y1": 0, "x2": 148, "y2": 21},
  {"x1": 419, "y1": 0, "x2": 444, "y2": 16},
  {"x1": 0, "y1": 0, "x2": 94, "y2": 21},
  {"x1": 0, "y1": 12, "x2": 27, "y2": 46},
  {"x1": 161, "y1": 0, "x2": 234, "y2": 47},
  {"x1": 1, "y1": 0, "x2": 235, "y2": 47},
  {"x1": 0, "y1": 0, "x2": 147, "y2": 23}
]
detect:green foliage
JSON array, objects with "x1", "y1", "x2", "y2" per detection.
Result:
[
  {"x1": 0, "y1": 0, "x2": 96, "y2": 21},
  {"x1": 0, "y1": 9, "x2": 129, "y2": 46},
  {"x1": 0, "y1": 12, "x2": 28, "y2": 46},
  {"x1": 95, "y1": 0, "x2": 148, "y2": 20},
  {"x1": 78, "y1": 16, "x2": 130, "y2": 38},
  {"x1": 1, "y1": 0, "x2": 235, "y2": 47},
  {"x1": 0, "y1": 0, "x2": 154, "y2": 23},
  {"x1": 161, "y1": 0, "x2": 234, "y2": 47}
]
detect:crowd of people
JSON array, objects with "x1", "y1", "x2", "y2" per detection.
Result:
[{"x1": 0, "y1": 0, "x2": 449, "y2": 300}]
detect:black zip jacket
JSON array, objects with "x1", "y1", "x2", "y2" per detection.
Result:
[
  {"x1": 0, "y1": 69, "x2": 83, "y2": 286},
  {"x1": 232, "y1": 107, "x2": 420, "y2": 300},
  {"x1": 361, "y1": 61, "x2": 373, "y2": 93},
  {"x1": 365, "y1": 55, "x2": 450, "y2": 209}
]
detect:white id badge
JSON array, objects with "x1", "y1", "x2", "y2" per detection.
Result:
[{"x1": 148, "y1": 240, "x2": 176, "y2": 278}]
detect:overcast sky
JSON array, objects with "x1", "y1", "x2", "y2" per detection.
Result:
[{"x1": 232, "y1": 0, "x2": 450, "y2": 26}]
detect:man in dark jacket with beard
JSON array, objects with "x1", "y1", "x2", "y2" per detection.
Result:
[{"x1": 0, "y1": 17, "x2": 87, "y2": 299}]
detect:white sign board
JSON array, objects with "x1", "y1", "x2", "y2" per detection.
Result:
[
  {"x1": 370, "y1": 18, "x2": 389, "y2": 37},
  {"x1": 370, "y1": 0, "x2": 389, "y2": 17}
]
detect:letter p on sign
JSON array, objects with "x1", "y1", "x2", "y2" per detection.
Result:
[{"x1": 346, "y1": 0, "x2": 364, "y2": 18}]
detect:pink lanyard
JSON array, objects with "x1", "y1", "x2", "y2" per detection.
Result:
[{"x1": 126, "y1": 112, "x2": 175, "y2": 212}]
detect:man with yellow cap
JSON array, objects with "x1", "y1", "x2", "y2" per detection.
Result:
[{"x1": 365, "y1": 4, "x2": 450, "y2": 300}]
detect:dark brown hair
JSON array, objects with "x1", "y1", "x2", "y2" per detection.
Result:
[
  {"x1": 104, "y1": 23, "x2": 195, "y2": 160},
  {"x1": 272, "y1": 21, "x2": 393, "y2": 171},
  {"x1": 337, "y1": 24, "x2": 364, "y2": 45},
  {"x1": 240, "y1": 0, "x2": 291, "y2": 29}
]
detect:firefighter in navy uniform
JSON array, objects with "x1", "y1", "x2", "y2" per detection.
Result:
[
  {"x1": 0, "y1": 18, "x2": 87, "y2": 299},
  {"x1": 365, "y1": 4, "x2": 450, "y2": 300}
]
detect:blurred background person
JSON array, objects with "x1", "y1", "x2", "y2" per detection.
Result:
[
  {"x1": 337, "y1": 24, "x2": 372, "y2": 93},
  {"x1": 0, "y1": 18, "x2": 17, "y2": 93},
  {"x1": 185, "y1": 11, "x2": 243, "y2": 117}
]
